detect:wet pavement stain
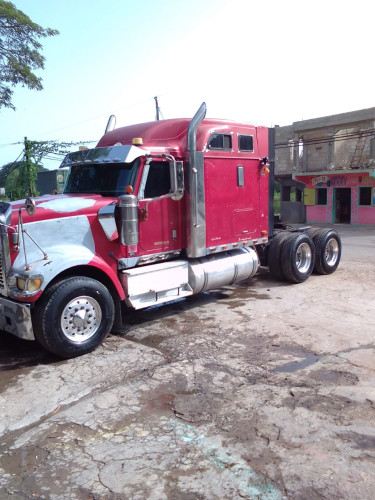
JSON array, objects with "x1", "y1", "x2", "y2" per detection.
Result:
[
  {"x1": 274, "y1": 353, "x2": 320, "y2": 373},
  {"x1": 144, "y1": 393, "x2": 175, "y2": 416},
  {"x1": 217, "y1": 286, "x2": 271, "y2": 302},
  {"x1": 339, "y1": 431, "x2": 375, "y2": 450},
  {"x1": 310, "y1": 369, "x2": 359, "y2": 385},
  {"x1": 0, "y1": 331, "x2": 58, "y2": 391}
]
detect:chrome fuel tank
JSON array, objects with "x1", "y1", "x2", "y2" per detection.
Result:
[{"x1": 188, "y1": 247, "x2": 259, "y2": 294}]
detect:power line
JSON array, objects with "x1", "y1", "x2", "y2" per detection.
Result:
[
  {"x1": 0, "y1": 142, "x2": 23, "y2": 147},
  {"x1": 29, "y1": 96, "x2": 157, "y2": 139},
  {"x1": 0, "y1": 139, "x2": 97, "y2": 149}
]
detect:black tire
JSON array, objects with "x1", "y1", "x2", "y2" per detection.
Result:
[
  {"x1": 33, "y1": 277, "x2": 115, "y2": 358},
  {"x1": 306, "y1": 227, "x2": 320, "y2": 240},
  {"x1": 280, "y1": 233, "x2": 315, "y2": 283},
  {"x1": 312, "y1": 229, "x2": 341, "y2": 274},
  {"x1": 268, "y1": 232, "x2": 290, "y2": 280},
  {"x1": 256, "y1": 244, "x2": 268, "y2": 266}
]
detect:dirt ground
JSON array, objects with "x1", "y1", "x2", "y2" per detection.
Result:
[{"x1": 0, "y1": 224, "x2": 375, "y2": 499}]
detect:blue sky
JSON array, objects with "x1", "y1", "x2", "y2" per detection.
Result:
[{"x1": 1, "y1": 0, "x2": 375, "y2": 169}]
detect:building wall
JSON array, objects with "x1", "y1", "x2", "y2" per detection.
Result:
[
  {"x1": 274, "y1": 107, "x2": 375, "y2": 225},
  {"x1": 273, "y1": 125, "x2": 294, "y2": 174}
]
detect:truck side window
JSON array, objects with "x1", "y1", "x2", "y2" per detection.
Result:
[
  {"x1": 238, "y1": 135, "x2": 254, "y2": 152},
  {"x1": 144, "y1": 161, "x2": 171, "y2": 198},
  {"x1": 208, "y1": 133, "x2": 232, "y2": 150}
]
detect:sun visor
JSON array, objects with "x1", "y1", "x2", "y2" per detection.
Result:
[{"x1": 60, "y1": 145, "x2": 148, "y2": 168}]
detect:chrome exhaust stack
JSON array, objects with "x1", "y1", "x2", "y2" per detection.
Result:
[{"x1": 187, "y1": 102, "x2": 207, "y2": 258}]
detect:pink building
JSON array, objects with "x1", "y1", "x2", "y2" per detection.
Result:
[{"x1": 293, "y1": 169, "x2": 375, "y2": 225}]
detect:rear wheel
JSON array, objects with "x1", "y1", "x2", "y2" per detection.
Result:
[
  {"x1": 312, "y1": 229, "x2": 341, "y2": 274},
  {"x1": 33, "y1": 277, "x2": 115, "y2": 358},
  {"x1": 281, "y1": 233, "x2": 315, "y2": 283},
  {"x1": 268, "y1": 232, "x2": 290, "y2": 280},
  {"x1": 306, "y1": 227, "x2": 320, "y2": 240}
]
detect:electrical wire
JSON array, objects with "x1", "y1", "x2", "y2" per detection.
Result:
[
  {"x1": 30, "y1": 97, "x2": 156, "y2": 139},
  {"x1": 0, "y1": 142, "x2": 23, "y2": 147}
]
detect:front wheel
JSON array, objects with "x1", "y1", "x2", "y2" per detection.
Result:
[{"x1": 33, "y1": 277, "x2": 115, "y2": 358}]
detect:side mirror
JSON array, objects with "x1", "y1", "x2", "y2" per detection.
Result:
[{"x1": 170, "y1": 160, "x2": 184, "y2": 201}]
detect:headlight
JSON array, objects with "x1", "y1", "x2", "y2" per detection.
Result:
[{"x1": 17, "y1": 278, "x2": 42, "y2": 293}]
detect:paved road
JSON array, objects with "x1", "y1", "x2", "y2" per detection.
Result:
[{"x1": 0, "y1": 224, "x2": 374, "y2": 499}]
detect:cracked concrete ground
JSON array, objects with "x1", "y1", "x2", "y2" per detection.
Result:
[{"x1": 0, "y1": 225, "x2": 375, "y2": 499}]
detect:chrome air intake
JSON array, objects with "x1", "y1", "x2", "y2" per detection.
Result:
[
  {"x1": 0, "y1": 202, "x2": 12, "y2": 296},
  {"x1": 188, "y1": 247, "x2": 259, "y2": 294},
  {"x1": 119, "y1": 194, "x2": 139, "y2": 246}
]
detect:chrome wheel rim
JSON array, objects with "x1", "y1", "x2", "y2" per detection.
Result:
[
  {"x1": 325, "y1": 238, "x2": 340, "y2": 267},
  {"x1": 61, "y1": 295, "x2": 102, "y2": 343},
  {"x1": 296, "y1": 242, "x2": 312, "y2": 273}
]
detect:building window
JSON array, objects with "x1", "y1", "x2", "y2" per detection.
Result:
[
  {"x1": 238, "y1": 135, "x2": 254, "y2": 152},
  {"x1": 281, "y1": 186, "x2": 303, "y2": 202},
  {"x1": 316, "y1": 188, "x2": 327, "y2": 205},
  {"x1": 359, "y1": 186, "x2": 372, "y2": 206},
  {"x1": 208, "y1": 133, "x2": 232, "y2": 150}
]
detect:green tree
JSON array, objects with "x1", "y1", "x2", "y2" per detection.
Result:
[
  {"x1": 0, "y1": 139, "x2": 90, "y2": 200},
  {"x1": 23, "y1": 139, "x2": 85, "y2": 165},
  {"x1": 2, "y1": 160, "x2": 46, "y2": 200},
  {"x1": 0, "y1": 1, "x2": 59, "y2": 110}
]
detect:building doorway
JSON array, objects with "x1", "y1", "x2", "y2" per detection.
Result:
[{"x1": 334, "y1": 188, "x2": 351, "y2": 223}]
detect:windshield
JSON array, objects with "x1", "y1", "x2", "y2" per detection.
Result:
[{"x1": 64, "y1": 159, "x2": 140, "y2": 197}]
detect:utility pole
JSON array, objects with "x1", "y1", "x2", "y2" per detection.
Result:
[
  {"x1": 21, "y1": 137, "x2": 38, "y2": 198},
  {"x1": 24, "y1": 137, "x2": 32, "y2": 195}
]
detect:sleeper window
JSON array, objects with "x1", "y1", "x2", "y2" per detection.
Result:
[
  {"x1": 238, "y1": 135, "x2": 254, "y2": 152},
  {"x1": 208, "y1": 134, "x2": 232, "y2": 150}
]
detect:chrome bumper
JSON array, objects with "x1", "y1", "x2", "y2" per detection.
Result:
[{"x1": 0, "y1": 296, "x2": 34, "y2": 341}]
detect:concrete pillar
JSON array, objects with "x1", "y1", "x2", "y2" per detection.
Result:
[
  {"x1": 293, "y1": 138, "x2": 299, "y2": 171},
  {"x1": 301, "y1": 140, "x2": 307, "y2": 171},
  {"x1": 370, "y1": 122, "x2": 375, "y2": 162},
  {"x1": 328, "y1": 139, "x2": 334, "y2": 167}
]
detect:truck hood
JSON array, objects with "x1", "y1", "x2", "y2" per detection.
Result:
[{"x1": 10, "y1": 194, "x2": 116, "y2": 226}]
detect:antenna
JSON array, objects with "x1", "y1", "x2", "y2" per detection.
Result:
[
  {"x1": 105, "y1": 115, "x2": 116, "y2": 134},
  {"x1": 154, "y1": 96, "x2": 163, "y2": 121}
]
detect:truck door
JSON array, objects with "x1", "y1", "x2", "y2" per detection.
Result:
[
  {"x1": 204, "y1": 129, "x2": 266, "y2": 247},
  {"x1": 137, "y1": 161, "x2": 183, "y2": 256}
]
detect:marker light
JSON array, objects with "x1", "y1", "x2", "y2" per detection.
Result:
[
  {"x1": 17, "y1": 278, "x2": 42, "y2": 293},
  {"x1": 126, "y1": 185, "x2": 133, "y2": 194},
  {"x1": 132, "y1": 138, "x2": 143, "y2": 145}
]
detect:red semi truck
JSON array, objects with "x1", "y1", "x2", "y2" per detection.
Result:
[{"x1": 0, "y1": 103, "x2": 341, "y2": 358}]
